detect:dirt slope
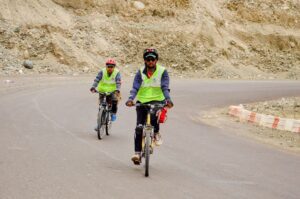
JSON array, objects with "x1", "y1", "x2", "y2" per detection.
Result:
[{"x1": 0, "y1": 0, "x2": 299, "y2": 79}]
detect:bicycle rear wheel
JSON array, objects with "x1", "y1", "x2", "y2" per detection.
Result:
[
  {"x1": 144, "y1": 133, "x2": 150, "y2": 177},
  {"x1": 97, "y1": 109, "x2": 106, "y2": 140}
]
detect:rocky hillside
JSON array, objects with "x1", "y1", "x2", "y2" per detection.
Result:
[{"x1": 0, "y1": 0, "x2": 299, "y2": 79}]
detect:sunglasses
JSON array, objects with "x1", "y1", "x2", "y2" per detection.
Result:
[
  {"x1": 145, "y1": 57, "x2": 156, "y2": 62},
  {"x1": 106, "y1": 65, "x2": 115, "y2": 68}
]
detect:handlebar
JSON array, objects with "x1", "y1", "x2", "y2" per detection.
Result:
[
  {"x1": 134, "y1": 102, "x2": 165, "y2": 109},
  {"x1": 95, "y1": 91, "x2": 114, "y2": 96}
]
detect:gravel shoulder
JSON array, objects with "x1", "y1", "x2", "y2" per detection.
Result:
[{"x1": 200, "y1": 105, "x2": 300, "y2": 153}]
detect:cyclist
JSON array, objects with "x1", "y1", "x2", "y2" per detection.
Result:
[
  {"x1": 125, "y1": 48, "x2": 173, "y2": 165},
  {"x1": 90, "y1": 58, "x2": 121, "y2": 129}
]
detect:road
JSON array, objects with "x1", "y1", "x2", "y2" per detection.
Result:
[{"x1": 1, "y1": 76, "x2": 300, "y2": 199}]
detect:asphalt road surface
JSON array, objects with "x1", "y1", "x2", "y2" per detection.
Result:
[{"x1": 1, "y1": 76, "x2": 300, "y2": 199}]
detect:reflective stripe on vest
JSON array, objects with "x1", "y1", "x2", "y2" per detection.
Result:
[
  {"x1": 137, "y1": 65, "x2": 165, "y2": 103},
  {"x1": 97, "y1": 68, "x2": 119, "y2": 92}
]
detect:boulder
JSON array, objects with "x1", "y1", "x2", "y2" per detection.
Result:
[
  {"x1": 23, "y1": 60, "x2": 33, "y2": 69},
  {"x1": 133, "y1": 1, "x2": 145, "y2": 10}
]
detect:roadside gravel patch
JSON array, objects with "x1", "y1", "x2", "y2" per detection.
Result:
[{"x1": 199, "y1": 97, "x2": 300, "y2": 153}]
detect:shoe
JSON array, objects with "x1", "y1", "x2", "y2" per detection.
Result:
[
  {"x1": 131, "y1": 153, "x2": 141, "y2": 165},
  {"x1": 94, "y1": 125, "x2": 99, "y2": 132},
  {"x1": 150, "y1": 145, "x2": 153, "y2": 154},
  {"x1": 154, "y1": 133, "x2": 163, "y2": 146},
  {"x1": 111, "y1": 114, "x2": 116, "y2": 122}
]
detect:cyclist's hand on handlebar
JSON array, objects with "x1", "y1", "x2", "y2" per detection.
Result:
[
  {"x1": 90, "y1": 87, "x2": 97, "y2": 93},
  {"x1": 115, "y1": 90, "x2": 121, "y2": 100},
  {"x1": 125, "y1": 99, "x2": 134, "y2": 107},
  {"x1": 166, "y1": 99, "x2": 174, "y2": 108}
]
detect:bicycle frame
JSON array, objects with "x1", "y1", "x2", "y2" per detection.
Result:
[{"x1": 99, "y1": 94, "x2": 111, "y2": 112}]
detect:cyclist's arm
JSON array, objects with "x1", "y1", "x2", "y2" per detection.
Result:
[
  {"x1": 161, "y1": 70, "x2": 171, "y2": 100},
  {"x1": 115, "y1": 72, "x2": 121, "y2": 92},
  {"x1": 128, "y1": 70, "x2": 142, "y2": 100},
  {"x1": 92, "y1": 70, "x2": 103, "y2": 88}
]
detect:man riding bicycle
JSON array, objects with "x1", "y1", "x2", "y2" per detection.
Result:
[
  {"x1": 126, "y1": 48, "x2": 173, "y2": 165},
  {"x1": 90, "y1": 59, "x2": 121, "y2": 129}
]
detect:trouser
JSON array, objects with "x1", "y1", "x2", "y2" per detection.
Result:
[
  {"x1": 99, "y1": 92, "x2": 118, "y2": 114},
  {"x1": 134, "y1": 100, "x2": 163, "y2": 152}
]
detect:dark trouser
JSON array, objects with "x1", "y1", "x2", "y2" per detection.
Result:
[
  {"x1": 134, "y1": 100, "x2": 163, "y2": 152},
  {"x1": 99, "y1": 92, "x2": 118, "y2": 114}
]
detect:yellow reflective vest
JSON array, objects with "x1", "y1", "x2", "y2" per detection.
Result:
[
  {"x1": 97, "y1": 68, "x2": 119, "y2": 92},
  {"x1": 137, "y1": 65, "x2": 165, "y2": 103}
]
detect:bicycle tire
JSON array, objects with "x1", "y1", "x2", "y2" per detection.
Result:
[
  {"x1": 97, "y1": 109, "x2": 106, "y2": 140},
  {"x1": 145, "y1": 132, "x2": 150, "y2": 177},
  {"x1": 105, "y1": 112, "x2": 112, "y2": 136}
]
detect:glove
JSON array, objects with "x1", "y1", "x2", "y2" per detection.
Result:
[
  {"x1": 166, "y1": 99, "x2": 174, "y2": 108},
  {"x1": 90, "y1": 87, "x2": 96, "y2": 93},
  {"x1": 115, "y1": 90, "x2": 121, "y2": 101},
  {"x1": 125, "y1": 99, "x2": 134, "y2": 107}
]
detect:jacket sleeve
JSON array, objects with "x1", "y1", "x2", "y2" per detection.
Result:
[
  {"x1": 92, "y1": 70, "x2": 103, "y2": 88},
  {"x1": 115, "y1": 72, "x2": 121, "y2": 91},
  {"x1": 128, "y1": 70, "x2": 142, "y2": 100},
  {"x1": 161, "y1": 70, "x2": 171, "y2": 100}
]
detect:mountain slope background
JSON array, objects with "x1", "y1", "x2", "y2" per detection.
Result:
[{"x1": 0, "y1": 0, "x2": 299, "y2": 79}]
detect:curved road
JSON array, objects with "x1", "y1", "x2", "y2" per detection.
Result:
[{"x1": 1, "y1": 76, "x2": 300, "y2": 199}]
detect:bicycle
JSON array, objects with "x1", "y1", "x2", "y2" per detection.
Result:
[
  {"x1": 134, "y1": 102, "x2": 165, "y2": 177},
  {"x1": 96, "y1": 91, "x2": 113, "y2": 140}
]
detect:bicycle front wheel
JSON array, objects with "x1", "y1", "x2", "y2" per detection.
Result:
[
  {"x1": 105, "y1": 112, "x2": 112, "y2": 136},
  {"x1": 97, "y1": 109, "x2": 105, "y2": 140},
  {"x1": 144, "y1": 133, "x2": 151, "y2": 177}
]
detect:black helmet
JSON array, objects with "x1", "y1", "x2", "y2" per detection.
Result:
[{"x1": 143, "y1": 48, "x2": 158, "y2": 60}]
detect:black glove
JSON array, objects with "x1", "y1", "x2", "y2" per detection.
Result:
[
  {"x1": 125, "y1": 99, "x2": 134, "y2": 107},
  {"x1": 90, "y1": 87, "x2": 96, "y2": 93},
  {"x1": 115, "y1": 90, "x2": 121, "y2": 100}
]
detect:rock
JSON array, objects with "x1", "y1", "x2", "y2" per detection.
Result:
[
  {"x1": 23, "y1": 60, "x2": 33, "y2": 69},
  {"x1": 52, "y1": 0, "x2": 95, "y2": 9},
  {"x1": 128, "y1": 33, "x2": 134, "y2": 38},
  {"x1": 290, "y1": 42, "x2": 296, "y2": 48},
  {"x1": 83, "y1": 67, "x2": 89, "y2": 73},
  {"x1": 4, "y1": 79, "x2": 14, "y2": 83},
  {"x1": 23, "y1": 50, "x2": 30, "y2": 59},
  {"x1": 282, "y1": 5, "x2": 289, "y2": 10},
  {"x1": 13, "y1": 27, "x2": 20, "y2": 33},
  {"x1": 230, "y1": 40, "x2": 236, "y2": 45},
  {"x1": 133, "y1": 1, "x2": 145, "y2": 10}
]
